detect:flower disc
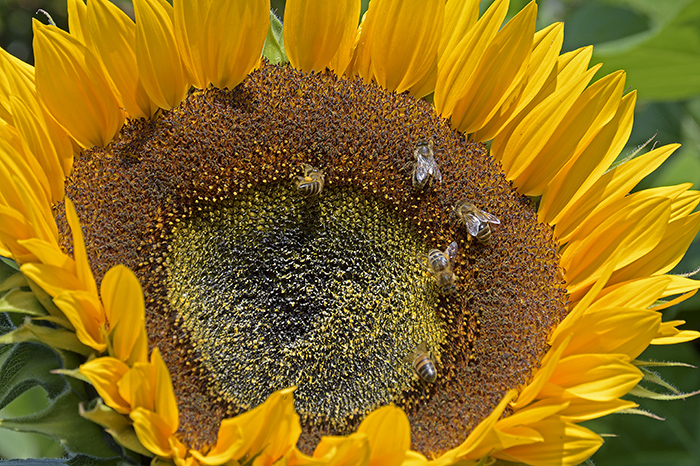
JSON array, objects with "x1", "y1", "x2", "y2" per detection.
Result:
[{"x1": 58, "y1": 63, "x2": 567, "y2": 454}]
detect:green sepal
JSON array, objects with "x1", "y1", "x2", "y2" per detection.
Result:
[
  {"x1": 0, "y1": 342, "x2": 67, "y2": 411},
  {"x1": 0, "y1": 390, "x2": 118, "y2": 458},
  {"x1": 633, "y1": 359, "x2": 697, "y2": 369},
  {"x1": 79, "y1": 399, "x2": 152, "y2": 457},
  {"x1": 628, "y1": 384, "x2": 700, "y2": 401},
  {"x1": 23, "y1": 276, "x2": 73, "y2": 329},
  {"x1": 262, "y1": 10, "x2": 288, "y2": 65},
  {"x1": 0, "y1": 319, "x2": 92, "y2": 355},
  {"x1": 0, "y1": 255, "x2": 20, "y2": 271},
  {"x1": 0, "y1": 271, "x2": 29, "y2": 293},
  {"x1": 0, "y1": 289, "x2": 48, "y2": 317},
  {"x1": 616, "y1": 407, "x2": 664, "y2": 420}
]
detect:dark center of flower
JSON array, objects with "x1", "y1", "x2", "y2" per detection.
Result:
[
  {"x1": 165, "y1": 183, "x2": 445, "y2": 424},
  {"x1": 58, "y1": 63, "x2": 568, "y2": 455}
]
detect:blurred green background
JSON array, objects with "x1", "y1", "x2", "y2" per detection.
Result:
[{"x1": 0, "y1": 0, "x2": 699, "y2": 463}]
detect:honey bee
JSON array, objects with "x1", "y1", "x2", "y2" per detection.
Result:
[
  {"x1": 417, "y1": 241, "x2": 458, "y2": 295},
  {"x1": 411, "y1": 140, "x2": 442, "y2": 189},
  {"x1": 295, "y1": 163, "x2": 325, "y2": 196},
  {"x1": 403, "y1": 341, "x2": 437, "y2": 383},
  {"x1": 455, "y1": 200, "x2": 500, "y2": 244}
]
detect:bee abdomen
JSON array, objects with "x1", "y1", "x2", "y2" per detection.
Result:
[
  {"x1": 476, "y1": 224, "x2": 491, "y2": 243},
  {"x1": 297, "y1": 180, "x2": 323, "y2": 196},
  {"x1": 414, "y1": 355, "x2": 437, "y2": 383}
]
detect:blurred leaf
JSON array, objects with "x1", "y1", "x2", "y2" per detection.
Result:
[
  {"x1": 0, "y1": 322, "x2": 92, "y2": 356},
  {"x1": 591, "y1": 0, "x2": 700, "y2": 101},
  {"x1": 0, "y1": 390, "x2": 117, "y2": 459},
  {"x1": 0, "y1": 290, "x2": 48, "y2": 317},
  {"x1": 0, "y1": 343, "x2": 66, "y2": 411}
]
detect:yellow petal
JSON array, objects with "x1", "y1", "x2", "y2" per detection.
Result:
[
  {"x1": 19, "y1": 261, "x2": 82, "y2": 297},
  {"x1": 285, "y1": 0, "x2": 358, "y2": 73},
  {"x1": 80, "y1": 357, "x2": 131, "y2": 413},
  {"x1": 439, "y1": 389, "x2": 518, "y2": 461},
  {"x1": 0, "y1": 47, "x2": 35, "y2": 126},
  {"x1": 118, "y1": 361, "x2": 155, "y2": 412},
  {"x1": 65, "y1": 197, "x2": 98, "y2": 296},
  {"x1": 357, "y1": 405, "x2": 410, "y2": 466},
  {"x1": 173, "y1": 0, "x2": 210, "y2": 88},
  {"x1": 670, "y1": 189, "x2": 700, "y2": 221},
  {"x1": 313, "y1": 433, "x2": 370, "y2": 466},
  {"x1": 52, "y1": 289, "x2": 106, "y2": 351},
  {"x1": 200, "y1": 0, "x2": 270, "y2": 89},
  {"x1": 0, "y1": 131, "x2": 52, "y2": 214},
  {"x1": 435, "y1": 0, "x2": 508, "y2": 117},
  {"x1": 328, "y1": 1, "x2": 362, "y2": 76},
  {"x1": 610, "y1": 211, "x2": 700, "y2": 284},
  {"x1": 133, "y1": 0, "x2": 189, "y2": 109},
  {"x1": 541, "y1": 354, "x2": 642, "y2": 402},
  {"x1": 192, "y1": 387, "x2": 300, "y2": 464},
  {"x1": 33, "y1": 20, "x2": 125, "y2": 149},
  {"x1": 587, "y1": 275, "x2": 671, "y2": 313},
  {"x1": 652, "y1": 322, "x2": 700, "y2": 345},
  {"x1": 539, "y1": 91, "x2": 636, "y2": 225},
  {"x1": 101, "y1": 264, "x2": 149, "y2": 365},
  {"x1": 88, "y1": 0, "x2": 158, "y2": 119},
  {"x1": 472, "y1": 21, "x2": 564, "y2": 142},
  {"x1": 512, "y1": 71, "x2": 626, "y2": 196},
  {"x1": 368, "y1": 0, "x2": 444, "y2": 93},
  {"x1": 496, "y1": 420, "x2": 602, "y2": 466},
  {"x1": 152, "y1": 348, "x2": 179, "y2": 432},
  {"x1": 562, "y1": 196, "x2": 670, "y2": 293},
  {"x1": 562, "y1": 308, "x2": 661, "y2": 360},
  {"x1": 513, "y1": 335, "x2": 571, "y2": 410},
  {"x1": 448, "y1": 2, "x2": 537, "y2": 135},
  {"x1": 558, "y1": 398, "x2": 637, "y2": 422},
  {"x1": 491, "y1": 65, "x2": 598, "y2": 184},
  {"x1": 554, "y1": 143, "x2": 679, "y2": 243},
  {"x1": 131, "y1": 407, "x2": 176, "y2": 458},
  {"x1": 67, "y1": 0, "x2": 89, "y2": 45},
  {"x1": 438, "y1": 0, "x2": 480, "y2": 60}
]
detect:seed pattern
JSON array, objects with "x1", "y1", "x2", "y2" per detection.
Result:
[{"x1": 57, "y1": 63, "x2": 567, "y2": 454}]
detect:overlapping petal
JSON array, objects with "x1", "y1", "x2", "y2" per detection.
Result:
[
  {"x1": 284, "y1": 0, "x2": 358, "y2": 73},
  {"x1": 33, "y1": 20, "x2": 125, "y2": 149}
]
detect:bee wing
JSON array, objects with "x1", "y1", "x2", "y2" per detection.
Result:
[
  {"x1": 476, "y1": 209, "x2": 501, "y2": 225},
  {"x1": 414, "y1": 156, "x2": 431, "y2": 182},
  {"x1": 429, "y1": 159, "x2": 442, "y2": 183},
  {"x1": 416, "y1": 253, "x2": 432, "y2": 273},
  {"x1": 463, "y1": 213, "x2": 482, "y2": 237},
  {"x1": 445, "y1": 241, "x2": 458, "y2": 263},
  {"x1": 402, "y1": 349, "x2": 417, "y2": 363},
  {"x1": 417, "y1": 341, "x2": 428, "y2": 354}
]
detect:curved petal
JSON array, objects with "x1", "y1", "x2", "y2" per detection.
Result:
[
  {"x1": 33, "y1": 20, "x2": 125, "y2": 149},
  {"x1": 133, "y1": 0, "x2": 189, "y2": 110},
  {"x1": 88, "y1": 0, "x2": 159, "y2": 119},
  {"x1": 285, "y1": 0, "x2": 358, "y2": 73},
  {"x1": 101, "y1": 264, "x2": 149, "y2": 365},
  {"x1": 357, "y1": 405, "x2": 411, "y2": 466},
  {"x1": 201, "y1": 0, "x2": 270, "y2": 89},
  {"x1": 366, "y1": 0, "x2": 444, "y2": 93},
  {"x1": 80, "y1": 356, "x2": 131, "y2": 414}
]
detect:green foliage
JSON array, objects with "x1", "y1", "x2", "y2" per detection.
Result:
[
  {"x1": 0, "y1": 260, "x2": 136, "y2": 462},
  {"x1": 262, "y1": 11, "x2": 288, "y2": 65}
]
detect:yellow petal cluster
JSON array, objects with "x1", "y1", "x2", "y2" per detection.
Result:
[{"x1": 0, "y1": 1, "x2": 698, "y2": 465}]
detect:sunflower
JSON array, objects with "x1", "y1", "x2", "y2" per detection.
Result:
[{"x1": 1, "y1": 0, "x2": 699, "y2": 465}]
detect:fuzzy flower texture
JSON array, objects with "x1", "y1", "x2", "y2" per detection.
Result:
[{"x1": 1, "y1": 0, "x2": 699, "y2": 465}]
